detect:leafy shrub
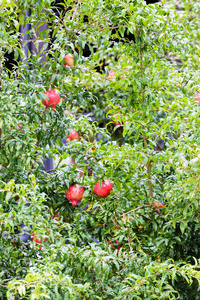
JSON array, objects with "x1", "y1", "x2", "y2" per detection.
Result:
[{"x1": 0, "y1": 0, "x2": 200, "y2": 299}]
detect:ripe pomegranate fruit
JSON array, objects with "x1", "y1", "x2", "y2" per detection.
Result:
[
  {"x1": 152, "y1": 201, "x2": 164, "y2": 209},
  {"x1": 66, "y1": 185, "x2": 84, "y2": 206},
  {"x1": 42, "y1": 90, "x2": 60, "y2": 110},
  {"x1": 93, "y1": 180, "x2": 113, "y2": 198},
  {"x1": 66, "y1": 130, "x2": 79, "y2": 141},
  {"x1": 63, "y1": 54, "x2": 74, "y2": 67}
]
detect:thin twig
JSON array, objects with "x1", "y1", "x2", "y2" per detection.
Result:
[
  {"x1": 88, "y1": 14, "x2": 111, "y2": 25},
  {"x1": 123, "y1": 205, "x2": 151, "y2": 215},
  {"x1": 46, "y1": 169, "x2": 54, "y2": 173},
  {"x1": 71, "y1": 2, "x2": 79, "y2": 22},
  {"x1": 0, "y1": 49, "x2": 8, "y2": 60},
  {"x1": 156, "y1": 178, "x2": 163, "y2": 187},
  {"x1": 110, "y1": 262, "x2": 130, "y2": 287},
  {"x1": 71, "y1": 66, "x2": 107, "y2": 80},
  {"x1": 118, "y1": 0, "x2": 131, "y2": 15}
]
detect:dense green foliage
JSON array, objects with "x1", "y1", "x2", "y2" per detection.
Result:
[{"x1": 0, "y1": 0, "x2": 200, "y2": 299}]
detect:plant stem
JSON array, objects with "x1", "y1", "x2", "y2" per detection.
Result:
[{"x1": 123, "y1": 205, "x2": 151, "y2": 215}]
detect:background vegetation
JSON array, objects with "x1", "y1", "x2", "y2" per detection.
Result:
[{"x1": 0, "y1": 0, "x2": 200, "y2": 299}]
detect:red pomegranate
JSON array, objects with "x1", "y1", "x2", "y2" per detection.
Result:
[
  {"x1": 93, "y1": 180, "x2": 113, "y2": 198},
  {"x1": 66, "y1": 130, "x2": 79, "y2": 141},
  {"x1": 152, "y1": 201, "x2": 164, "y2": 209},
  {"x1": 42, "y1": 90, "x2": 60, "y2": 110},
  {"x1": 66, "y1": 185, "x2": 84, "y2": 206},
  {"x1": 63, "y1": 54, "x2": 74, "y2": 67}
]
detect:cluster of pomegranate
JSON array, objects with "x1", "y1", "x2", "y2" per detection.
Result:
[
  {"x1": 41, "y1": 90, "x2": 80, "y2": 143},
  {"x1": 65, "y1": 180, "x2": 113, "y2": 206},
  {"x1": 36, "y1": 53, "x2": 169, "y2": 255}
]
